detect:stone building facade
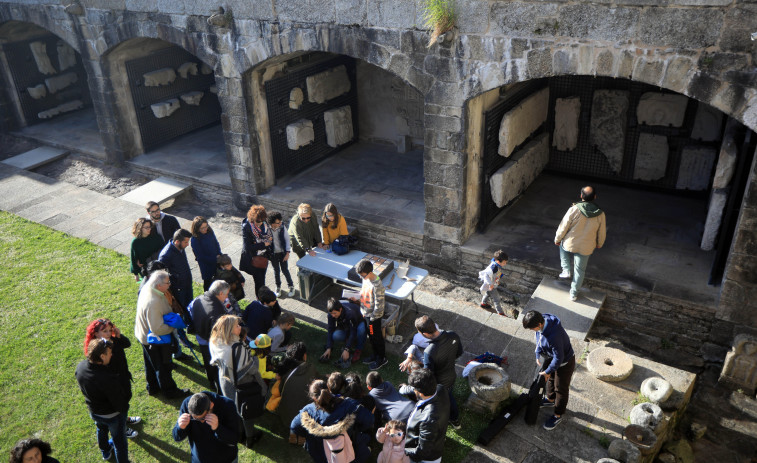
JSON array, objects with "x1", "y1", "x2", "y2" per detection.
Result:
[{"x1": 0, "y1": 0, "x2": 756, "y2": 362}]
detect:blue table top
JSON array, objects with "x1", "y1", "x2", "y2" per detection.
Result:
[{"x1": 296, "y1": 248, "x2": 428, "y2": 300}]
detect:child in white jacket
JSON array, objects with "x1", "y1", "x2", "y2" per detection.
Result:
[
  {"x1": 478, "y1": 249, "x2": 508, "y2": 316},
  {"x1": 376, "y1": 420, "x2": 410, "y2": 463}
]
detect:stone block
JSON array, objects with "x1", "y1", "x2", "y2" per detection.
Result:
[
  {"x1": 526, "y1": 48, "x2": 552, "y2": 78},
  {"x1": 456, "y1": 0, "x2": 491, "y2": 34},
  {"x1": 553, "y1": 97, "x2": 580, "y2": 151},
  {"x1": 661, "y1": 56, "x2": 693, "y2": 93},
  {"x1": 143, "y1": 67, "x2": 177, "y2": 87},
  {"x1": 701, "y1": 189, "x2": 727, "y2": 251},
  {"x1": 45, "y1": 72, "x2": 78, "y2": 94},
  {"x1": 637, "y1": 93, "x2": 688, "y2": 127},
  {"x1": 177, "y1": 61, "x2": 198, "y2": 78},
  {"x1": 335, "y1": 0, "x2": 367, "y2": 24},
  {"x1": 638, "y1": 8, "x2": 724, "y2": 49},
  {"x1": 719, "y1": 334, "x2": 757, "y2": 394},
  {"x1": 591, "y1": 89, "x2": 629, "y2": 174},
  {"x1": 180, "y1": 91, "x2": 204, "y2": 106},
  {"x1": 27, "y1": 84, "x2": 47, "y2": 100},
  {"x1": 57, "y1": 41, "x2": 77, "y2": 72},
  {"x1": 323, "y1": 105, "x2": 354, "y2": 148},
  {"x1": 634, "y1": 134, "x2": 668, "y2": 181},
  {"x1": 719, "y1": 4, "x2": 757, "y2": 54},
  {"x1": 597, "y1": 49, "x2": 614, "y2": 76},
  {"x1": 676, "y1": 147, "x2": 717, "y2": 191},
  {"x1": 559, "y1": 4, "x2": 639, "y2": 42},
  {"x1": 29, "y1": 41, "x2": 56, "y2": 75},
  {"x1": 497, "y1": 87, "x2": 548, "y2": 158},
  {"x1": 367, "y1": 0, "x2": 416, "y2": 28},
  {"x1": 489, "y1": 2, "x2": 559, "y2": 37},
  {"x1": 286, "y1": 119, "x2": 314, "y2": 150},
  {"x1": 150, "y1": 98, "x2": 180, "y2": 118},
  {"x1": 38, "y1": 99, "x2": 84, "y2": 119},
  {"x1": 489, "y1": 133, "x2": 549, "y2": 208},
  {"x1": 691, "y1": 103, "x2": 723, "y2": 142},
  {"x1": 306, "y1": 65, "x2": 351, "y2": 104},
  {"x1": 289, "y1": 87, "x2": 304, "y2": 110},
  {"x1": 632, "y1": 58, "x2": 664, "y2": 87},
  {"x1": 713, "y1": 133, "x2": 737, "y2": 189}
]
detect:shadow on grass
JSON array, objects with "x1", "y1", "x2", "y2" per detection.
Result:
[
  {"x1": 134, "y1": 430, "x2": 192, "y2": 461},
  {"x1": 172, "y1": 362, "x2": 212, "y2": 387}
]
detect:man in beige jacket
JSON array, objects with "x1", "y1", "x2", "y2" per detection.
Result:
[{"x1": 554, "y1": 186, "x2": 606, "y2": 301}]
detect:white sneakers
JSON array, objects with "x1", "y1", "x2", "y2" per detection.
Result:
[
  {"x1": 287, "y1": 287, "x2": 296, "y2": 298},
  {"x1": 558, "y1": 270, "x2": 571, "y2": 279}
]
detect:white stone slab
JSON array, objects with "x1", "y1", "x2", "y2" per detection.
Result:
[
  {"x1": 306, "y1": 65, "x2": 351, "y2": 104},
  {"x1": 523, "y1": 276, "x2": 605, "y2": 341},
  {"x1": 1, "y1": 146, "x2": 68, "y2": 170},
  {"x1": 286, "y1": 119, "x2": 315, "y2": 150},
  {"x1": 498, "y1": 87, "x2": 549, "y2": 158},
  {"x1": 490, "y1": 133, "x2": 549, "y2": 208},
  {"x1": 118, "y1": 176, "x2": 190, "y2": 206},
  {"x1": 634, "y1": 133, "x2": 668, "y2": 181},
  {"x1": 591, "y1": 90, "x2": 629, "y2": 174},
  {"x1": 553, "y1": 96, "x2": 580, "y2": 151},
  {"x1": 676, "y1": 146, "x2": 717, "y2": 190},
  {"x1": 323, "y1": 105, "x2": 353, "y2": 148},
  {"x1": 637, "y1": 92, "x2": 688, "y2": 127}
]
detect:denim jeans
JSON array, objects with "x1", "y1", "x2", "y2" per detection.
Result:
[
  {"x1": 559, "y1": 244, "x2": 590, "y2": 297},
  {"x1": 91, "y1": 412, "x2": 129, "y2": 462},
  {"x1": 331, "y1": 321, "x2": 367, "y2": 351},
  {"x1": 270, "y1": 252, "x2": 294, "y2": 288}
]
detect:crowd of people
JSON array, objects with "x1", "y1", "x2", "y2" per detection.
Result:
[{"x1": 10, "y1": 188, "x2": 590, "y2": 462}]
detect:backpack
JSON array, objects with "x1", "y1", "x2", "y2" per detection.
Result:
[{"x1": 323, "y1": 431, "x2": 355, "y2": 463}]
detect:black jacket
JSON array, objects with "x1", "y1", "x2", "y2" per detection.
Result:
[
  {"x1": 152, "y1": 213, "x2": 181, "y2": 245},
  {"x1": 172, "y1": 391, "x2": 240, "y2": 463},
  {"x1": 326, "y1": 302, "x2": 366, "y2": 349},
  {"x1": 189, "y1": 292, "x2": 233, "y2": 341},
  {"x1": 109, "y1": 335, "x2": 133, "y2": 400},
  {"x1": 405, "y1": 384, "x2": 450, "y2": 462},
  {"x1": 239, "y1": 218, "x2": 273, "y2": 274},
  {"x1": 75, "y1": 359, "x2": 128, "y2": 415},
  {"x1": 424, "y1": 330, "x2": 463, "y2": 390},
  {"x1": 158, "y1": 240, "x2": 193, "y2": 308}
]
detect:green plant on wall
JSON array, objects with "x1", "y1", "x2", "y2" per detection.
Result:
[{"x1": 422, "y1": 0, "x2": 456, "y2": 47}]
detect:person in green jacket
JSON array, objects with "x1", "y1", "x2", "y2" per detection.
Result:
[
  {"x1": 288, "y1": 203, "x2": 325, "y2": 259},
  {"x1": 130, "y1": 218, "x2": 164, "y2": 281}
]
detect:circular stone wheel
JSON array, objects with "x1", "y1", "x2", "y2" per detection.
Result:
[
  {"x1": 468, "y1": 363, "x2": 511, "y2": 403},
  {"x1": 629, "y1": 402, "x2": 663, "y2": 432},
  {"x1": 586, "y1": 347, "x2": 634, "y2": 382},
  {"x1": 640, "y1": 377, "x2": 673, "y2": 403},
  {"x1": 608, "y1": 439, "x2": 642, "y2": 463},
  {"x1": 623, "y1": 424, "x2": 658, "y2": 455}
]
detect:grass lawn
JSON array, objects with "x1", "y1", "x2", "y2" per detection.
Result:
[{"x1": 0, "y1": 211, "x2": 486, "y2": 462}]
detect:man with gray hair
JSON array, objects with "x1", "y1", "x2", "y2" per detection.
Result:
[
  {"x1": 134, "y1": 270, "x2": 191, "y2": 399},
  {"x1": 188, "y1": 280, "x2": 241, "y2": 393}
]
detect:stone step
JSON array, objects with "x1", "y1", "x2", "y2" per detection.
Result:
[
  {"x1": 0, "y1": 146, "x2": 68, "y2": 170},
  {"x1": 523, "y1": 276, "x2": 605, "y2": 341},
  {"x1": 118, "y1": 176, "x2": 191, "y2": 207}
]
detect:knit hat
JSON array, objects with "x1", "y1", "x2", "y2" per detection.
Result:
[{"x1": 255, "y1": 333, "x2": 272, "y2": 348}]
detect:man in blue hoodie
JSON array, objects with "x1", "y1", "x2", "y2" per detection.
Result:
[{"x1": 523, "y1": 310, "x2": 575, "y2": 431}]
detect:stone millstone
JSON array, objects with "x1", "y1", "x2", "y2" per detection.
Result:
[
  {"x1": 623, "y1": 424, "x2": 657, "y2": 455},
  {"x1": 608, "y1": 439, "x2": 641, "y2": 463},
  {"x1": 629, "y1": 402, "x2": 663, "y2": 432},
  {"x1": 641, "y1": 377, "x2": 673, "y2": 403},
  {"x1": 587, "y1": 347, "x2": 633, "y2": 382}
]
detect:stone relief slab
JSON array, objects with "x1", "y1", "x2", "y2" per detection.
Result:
[
  {"x1": 637, "y1": 92, "x2": 688, "y2": 127},
  {"x1": 150, "y1": 99, "x2": 180, "y2": 118},
  {"x1": 177, "y1": 62, "x2": 198, "y2": 79},
  {"x1": 691, "y1": 103, "x2": 723, "y2": 142},
  {"x1": 498, "y1": 87, "x2": 549, "y2": 158},
  {"x1": 45, "y1": 72, "x2": 78, "y2": 94},
  {"x1": 553, "y1": 96, "x2": 580, "y2": 151},
  {"x1": 27, "y1": 84, "x2": 47, "y2": 100},
  {"x1": 286, "y1": 119, "x2": 314, "y2": 150},
  {"x1": 180, "y1": 91, "x2": 204, "y2": 106},
  {"x1": 306, "y1": 65, "x2": 351, "y2": 104},
  {"x1": 490, "y1": 133, "x2": 549, "y2": 208},
  {"x1": 720, "y1": 334, "x2": 757, "y2": 394},
  {"x1": 143, "y1": 67, "x2": 177, "y2": 87},
  {"x1": 38, "y1": 99, "x2": 83, "y2": 119},
  {"x1": 57, "y1": 41, "x2": 76, "y2": 72},
  {"x1": 29, "y1": 41, "x2": 56, "y2": 75},
  {"x1": 676, "y1": 146, "x2": 717, "y2": 190},
  {"x1": 634, "y1": 133, "x2": 668, "y2": 181},
  {"x1": 323, "y1": 105, "x2": 354, "y2": 148},
  {"x1": 591, "y1": 89, "x2": 629, "y2": 174},
  {"x1": 289, "y1": 87, "x2": 304, "y2": 109}
]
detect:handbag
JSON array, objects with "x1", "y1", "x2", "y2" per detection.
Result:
[
  {"x1": 331, "y1": 235, "x2": 350, "y2": 256},
  {"x1": 252, "y1": 256, "x2": 269, "y2": 269},
  {"x1": 232, "y1": 343, "x2": 264, "y2": 419}
]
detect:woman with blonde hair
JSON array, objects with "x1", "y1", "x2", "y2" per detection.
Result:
[
  {"x1": 288, "y1": 203, "x2": 325, "y2": 259},
  {"x1": 210, "y1": 315, "x2": 266, "y2": 448},
  {"x1": 129, "y1": 217, "x2": 163, "y2": 281},
  {"x1": 190, "y1": 216, "x2": 222, "y2": 291},
  {"x1": 240, "y1": 205, "x2": 273, "y2": 298}
]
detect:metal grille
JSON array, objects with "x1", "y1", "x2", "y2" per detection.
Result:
[
  {"x1": 264, "y1": 55, "x2": 358, "y2": 179},
  {"x1": 125, "y1": 46, "x2": 220, "y2": 151},
  {"x1": 545, "y1": 76, "x2": 712, "y2": 188},
  {"x1": 480, "y1": 79, "x2": 548, "y2": 230},
  {"x1": 1, "y1": 34, "x2": 89, "y2": 125}
]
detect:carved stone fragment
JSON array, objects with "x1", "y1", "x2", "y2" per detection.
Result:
[
  {"x1": 45, "y1": 72, "x2": 78, "y2": 94},
  {"x1": 57, "y1": 41, "x2": 76, "y2": 72},
  {"x1": 38, "y1": 99, "x2": 83, "y2": 119},
  {"x1": 498, "y1": 88, "x2": 549, "y2": 158},
  {"x1": 323, "y1": 105, "x2": 354, "y2": 148},
  {"x1": 552, "y1": 97, "x2": 580, "y2": 151},
  {"x1": 29, "y1": 41, "x2": 56, "y2": 75},
  {"x1": 676, "y1": 146, "x2": 716, "y2": 190},
  {"x1": 590, "y1": 90, "x2": 629, "y2": 174},
  {"x1": 143, "y1": 68, "x2": 177, "y2": 87},
  {"x1": 634, "y1": 134, "x2": 668, "y2": 181},
  {"x1": 691, "y1": 103, "x2": 723, "y2": 142},
  {"x1": 180, "y1": 91, "x2": 204, "y2": 106},
  {"x1": 150, "y1": 99, "x2": 181, "y2": 118},
  {"x1": 289, "y1": 87, "x2": 304, "y2": 109},
  {"x1": 27, "y1": 84, "x2": 47, "y2": 100},
  {"x1": 306, "y1": 65, "x2": 351, "y2": 104},
  {"x1": 286, "y1": 119, "x2": 314, "y2": 150},
  {"x1": 177, "y1": 62, "x2": 198, "y2": 79},
  {"x1": 637, "y1": 92, "x2": 688, "y2": 127},
  {"x1": 720, "y1": 334, "x2": 757, "y2": 394},
  {"x1": 490, "y1": 133, "x2": 549, "y2": 208}
]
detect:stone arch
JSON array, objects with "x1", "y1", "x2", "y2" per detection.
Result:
[
  {"x1": 0, "y1": 15, "x2": 80, "y2": 55},
  {"x1": 461, "y1": 42, "x2": 756, "y2": 134}
]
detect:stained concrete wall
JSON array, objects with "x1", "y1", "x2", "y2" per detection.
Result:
[{"x1": 356, "y1": 60, "x2": 423, "y2": 150}]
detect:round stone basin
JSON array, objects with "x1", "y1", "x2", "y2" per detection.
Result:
[
  {"x1": 468, "y1": 363, "x2": 510, "y2": 403},
  {"x1": 624, "y1": 424, "x2": 658, "y2": 455}
]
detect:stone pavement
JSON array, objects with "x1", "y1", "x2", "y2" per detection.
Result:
[{"x1": 0, "y1": 162, "x2": 697, "y2": 462}]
